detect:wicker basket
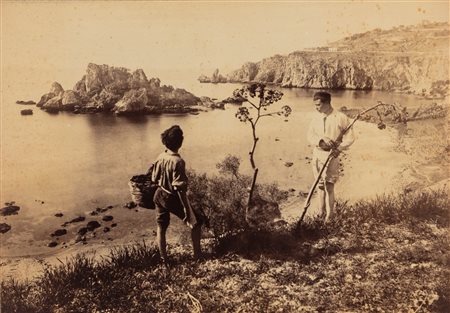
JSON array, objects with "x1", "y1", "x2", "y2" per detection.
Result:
[{"x1": 129, "y1": 174, "x2": 157, "y2": 209}]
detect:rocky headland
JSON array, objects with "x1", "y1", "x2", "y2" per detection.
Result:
[
  {"x1": 35, "y1": 63, "x2": 219, "y2": 114},
  {"x1": 200, "y1": 22, "x2": 450, "y2": 99}
]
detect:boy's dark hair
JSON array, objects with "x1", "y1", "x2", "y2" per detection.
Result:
[
  {"x1": 161, "y1": 125, "x2": 184, "y2": 151},
  {"x1": 313, "y1": 91, "x2": 331, "y2": 103}
]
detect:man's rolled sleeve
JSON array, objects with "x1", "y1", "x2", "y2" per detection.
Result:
[{"x1": 339, "y1": 115, "x2": 355, "y2": 150}]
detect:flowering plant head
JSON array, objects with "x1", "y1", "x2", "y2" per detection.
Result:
[
  {"x1": 235, "y1": 107, "x2": 250, "y2": 122},
  {"x1": 279, "y1": 105, "x2": 292, "y2": 117}
]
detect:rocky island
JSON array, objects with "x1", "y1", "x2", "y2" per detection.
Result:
[
  {"x1": 199, "y1": 22, "x2": 450, "y2": 99},
  {"x1": 36, "y1": 63, "x2": 218, "y2": 114}
]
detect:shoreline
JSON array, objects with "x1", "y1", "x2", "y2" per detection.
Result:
[{"x1": 1, "y1": 118, "x2": 448, "y2": 281}]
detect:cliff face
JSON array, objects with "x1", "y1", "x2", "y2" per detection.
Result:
[
  {"x1": 37, "y1": 63, "x2": 203, "y2": 114},
  {"x1": 226, "y1": 22, "x2": 450, "y2": 98},
  {"x1": 227, "y1": 52, "x2": 449, "y2": 97}
]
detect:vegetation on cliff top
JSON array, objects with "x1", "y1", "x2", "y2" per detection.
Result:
[{"x1": 327, "y1": 21, "x2": 449, "y2": 53}]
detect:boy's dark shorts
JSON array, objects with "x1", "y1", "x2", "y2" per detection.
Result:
[{"x1": 153, "y1": 187, "x2": 185, "y2": 227}]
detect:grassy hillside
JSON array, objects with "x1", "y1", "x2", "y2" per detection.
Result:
[
  {"x1": 327, "y1": 21, "x2": 449, "y2": 53},
  {"x1": 2, "y1": 189, "x2": 449, "y2": 313}
]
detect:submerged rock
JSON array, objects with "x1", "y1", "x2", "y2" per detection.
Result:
[
  {"x1": 0, "y1": 223, "x2": 11, "y2": 234},
  {"x1": 51, "y1": 229, "x2": 67, "y2": 237},
  {"x1": 62, "y1": 216, "x2": 86, "y2": 227},
  {"x1": 86, "y1": 220, "x2": 101, "y2": 231},
  {"x1": 0, "y1": 205, "x2": 20, "y2": 216},
  {"x1": 16, "y1": 100, "x2": 36, "y2": 105},
  {"x1": 125, "y1": 201, "x2": 137, "y2": 209},
  {"x1": 20, "y1": 109, "x2": 33, "y2": 115},
  {"x1": 102, "y1": 215, "x2": 113, "y2": 222},
  {"x1": 78, "y1": 227, "x2": 88, "y2": 236}
]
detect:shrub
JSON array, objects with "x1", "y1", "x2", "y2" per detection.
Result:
[{"x1": 187, "y1": 155, "x2": 288, "y2": 242}]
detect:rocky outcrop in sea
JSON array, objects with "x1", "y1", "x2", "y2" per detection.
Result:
[
  {"x1": 198, "y1": 69, "x2": 227, "y2": 83},
  {"x1": 36, "y1": 63, "x2": 209, "y2": 114}
]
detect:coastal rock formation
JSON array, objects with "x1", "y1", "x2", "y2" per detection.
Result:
[
  {"x1": 37, "y1": 63, "x2": 208, "y2": 115},
  {"x1": 50, "y1": 82, "x2": 64, "y2": 96},
  {"x1": 226, "y1": 52, "x2": 449, "y2": 96},
  {"x1": 42, "y1": 96, "x2": 63, "y2": 112},
  {"x1": 198, "y1": 69, "x2": 227, "y2": 83},
  {"x1": 61, "y1": 90, "x2": 81, "y2": 110},
  {"x1": 199, "y1": 96, "x2": 225, "y2": 109},
  {"x1": 113, "y1": 88, "x2": 148, "y2": 114},
  {"x1": 219, "y1": 22, "x2": 450, "y2": 98}
]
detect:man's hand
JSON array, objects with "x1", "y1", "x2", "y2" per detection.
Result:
[
  {"x1": 330, "y1": 148, "x2": 341, "y2": 158},
  {"x1": 319, "y1": 137, "x2": 335, "y2": 151}
]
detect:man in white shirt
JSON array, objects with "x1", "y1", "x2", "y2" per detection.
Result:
[{"x1": 307, "y1": 92, "x2": 355, "y2": 223}]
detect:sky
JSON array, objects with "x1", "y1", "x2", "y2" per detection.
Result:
[{"x1": 1, "y1": 1, "x2": 449, "y2": 91}]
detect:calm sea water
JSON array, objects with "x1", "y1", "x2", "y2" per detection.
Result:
[{"x1": 1, "y1": 72, "x2": 434, "y2": 223}]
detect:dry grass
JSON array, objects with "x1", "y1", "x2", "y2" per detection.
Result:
[{"x1": 2, "y1": 188, "x2": 449, "y2": 313}]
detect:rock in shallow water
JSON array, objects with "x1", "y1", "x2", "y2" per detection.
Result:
[
  {"x1": 0, "y1": 205, "x2": 20, "y2": 216},
  {"x1": 0, "y1": 223, "x2": 11, "y2": 234},
  {"x1": 16, "y1": 100, "x2": 36, "y2": 105},
  {"x1": 102, "y1": 215, "x2": 113, "y2": 222},
  {"x1": 51, "y1": 229, "x2": 67, "y2": 237},
  {"x1": 86, "y1": 221, "x2": 101, "y2": 231},
  {"x1": 78, "y1": 227, "x2": 88, "y2": 236},
  {"x1": 20, "y1": 109, "x2": 33, "y2": 115}
]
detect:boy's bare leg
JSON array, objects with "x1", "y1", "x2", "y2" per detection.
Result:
[
  {"x1": 156, "y1": 224, "x2": 168, "y2": 262},
  {"x1": 318, "y1": 183, "x2": 327, "y2": 219},
  {"x1": 191, "y1": 224, "x2": 202, "y2": 260},
  {"x1": 325, "y1": 182, "x2": 335, "y2": 223}
]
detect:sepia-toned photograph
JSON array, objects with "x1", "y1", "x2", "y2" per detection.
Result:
[{"x1": 1, "y1": 1, "x2": 449, "y2": 312}]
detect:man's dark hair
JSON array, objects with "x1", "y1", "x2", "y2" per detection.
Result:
[
  {"x1": 313, "y1": 91, "x2": 331, "y2": 103},
  {"x1": 161, "y1": 125, "x2": 184, "y2": 151}
]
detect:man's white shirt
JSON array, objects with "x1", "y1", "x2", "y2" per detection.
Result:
[{"x1": 307, "y1": 108, "x2": 355, "y2": 159}]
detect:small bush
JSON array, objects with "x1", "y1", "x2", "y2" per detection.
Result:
[{"x1": 188, "y1": 156, "x2": 288, "y2": 242}]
